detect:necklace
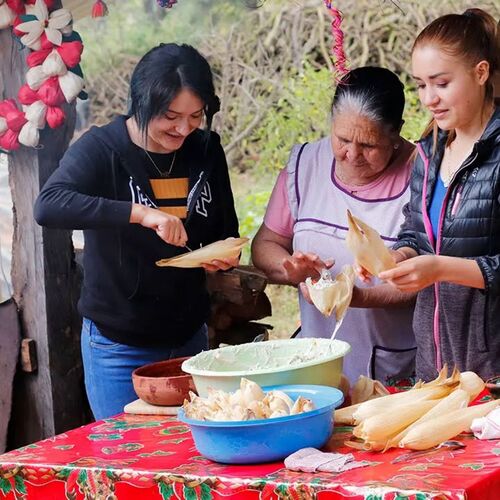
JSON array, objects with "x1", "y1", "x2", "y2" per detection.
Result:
[{"x1": 143, "y1": 149, "x2": 177, "y2": 178}]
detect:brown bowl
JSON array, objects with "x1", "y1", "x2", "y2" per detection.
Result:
[{"x1": 132, "y1": 356, "x2": 196, "y2": 406}]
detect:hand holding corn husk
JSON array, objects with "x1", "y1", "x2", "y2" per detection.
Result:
[
  {"x1": 305, "y1": 265, "x2": 355, "y2": 317},
  {"x1": 345, "y1": 210, "x2": 395, "y2": 276},
  {"x1": 339, "y1": 366, "x2": 497, "y2": 451},
  {"x1": 156, "y1": 237, "x2": 249, "y2": 268}
]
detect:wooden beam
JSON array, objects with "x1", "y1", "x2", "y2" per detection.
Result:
[
  {"x1": 1, "y1": 8, "x2": 87, "y2": 448},
  {"x1": 0, "y1": 299, "x2": 21, "y2": 454}
]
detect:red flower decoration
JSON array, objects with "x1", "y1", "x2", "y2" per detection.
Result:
[
  {"x1": 0, "y1": 99, "x2": 27, "y2": 131},
  {"x1": 92, "y1": 0, "x2": 108, "y2": 18},
  {"x1": 37, "y1": 76, "x2": 65, "y2": 106},
  {"x1": 0, "y1": 129, "x2": 21, "y2": 150},
  {"x1": 57, "y1": 41, "x2": 83, "y2": 67},
  {"x1": 18, "y1": 83, "x2": 39, "y2": 104},
  {"x1": 6, "y1": 0, "x2": 25, "y2": 15},
  {"x1": 46, "y1": 105, "x2": 64, "y2": 128},
  {"x1": 26, "y1": 48, "x2": 51, "y2": 67}
]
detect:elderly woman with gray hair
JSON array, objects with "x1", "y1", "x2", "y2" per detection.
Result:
[{"x1": 252, "y1": 67, "x2": 416, "y2": 384}]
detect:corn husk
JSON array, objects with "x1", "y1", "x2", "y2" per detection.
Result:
[
  {"x1": 26, "y1": 66, "x2": 47, "y2": 90},
  {"x1": 399, "y1": 400, "x2": 500, "y2": 450},
  {"x1": 411, "y1": 364, "x2": 450, "y2": 390},
  {"x1": 58, "y1": 71, "x2": 85, "y2": 103},
  {"x1": 345, "y1": 210, "x2": 396, "y2": 276},
  {"x1": 345, "y1": 439, "x2": 388, "y2": 452},
  {"x1": 42, "y1": 50, "x2": 67, "y2": 77},
  {"x1": 384, "y1": 388, "x2": 471, "y2": 451},
  {"x1": 18, "y1": 122, "x2": 40, "y2": 148},
  {"x1": 335, "y1": 403, "x2": 362, "y2": 425},
  {"x1": 305, "y1": 265, "x2": 355, "y2": 317},
  {"x1": 156, "y1": 237, "x2": 249, "y2": 268},
  {"x1": 0, "y1": 3, "x2": 16, "y2": 30},
  {"x1": 459, "y1": 371, "x2": 485, "y2": 400},
  {"x1": 352, "y1": 382, "x2": 458, "y2": 422},
  {"x1": 338, "y1": 373, "x2": 351, "y2": 402},
  {"x1": 353, "y1": 399, "x2": 438, "y2": 442},
  {"x1": 351, "y1": 375, "x2": 390, "y2": 405}
]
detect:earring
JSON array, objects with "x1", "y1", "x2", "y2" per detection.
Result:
[{"x1": 393, "y1": 142, "x2": 400, "y2": 150}]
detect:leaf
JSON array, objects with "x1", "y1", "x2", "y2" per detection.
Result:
[
  {"x1": 0, "y1": 478, "x2": 12, "y2": 494},
  {"x1": 158, "y1": 481, "x2": 174, "y2": 500},
  {"x1": 459, "y1": 463, "x2": 485, "y2": 471},
  {"x1": 200, "y1": 483, "x2": 213, "y2": 500},
  {"x1": 184, "y1": 485, "x2": 198, "y2": 500},
  {"x1": 56, "y1": 467, "x2": 72, "y2": 479},
  {"x1": 14, "y1": 475, "x2": 27, "y2": 495}
]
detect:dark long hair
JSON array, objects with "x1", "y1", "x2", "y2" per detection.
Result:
[{"x1": 129, "y1": 43, "x2": 220, "y2": 140}]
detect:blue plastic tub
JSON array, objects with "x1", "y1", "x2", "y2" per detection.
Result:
[{"x1": 178, "y1": 384, "x2": 344, "y2": 464}]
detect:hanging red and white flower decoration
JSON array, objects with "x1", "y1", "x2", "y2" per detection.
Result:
[{"x1": 0, "y1": 0, "x2": 89, "y2": 152}]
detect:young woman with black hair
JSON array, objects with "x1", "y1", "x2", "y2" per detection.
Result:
[{"x1": 34, "y1": 43, "x2": 239, "y2": 419}]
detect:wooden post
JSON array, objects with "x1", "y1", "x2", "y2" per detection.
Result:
[{"x1": 0, "y1": 7, "x2": 87, "y2": 448}]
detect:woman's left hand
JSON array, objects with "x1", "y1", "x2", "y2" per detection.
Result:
[
  {"x1": 202, "y1": 255, "x2": 240, "y2": 273},
  {"x1": 378, "y1": 255, "x2": 440, "y2": 292}
]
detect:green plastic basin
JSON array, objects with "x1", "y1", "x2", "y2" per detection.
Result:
[{"x1": 181, "y1": 338, "x2": 351, "y2": 396}]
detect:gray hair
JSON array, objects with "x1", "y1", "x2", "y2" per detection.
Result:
[{"x1": 331, "y1": 67, "x2": 405, "y2": 131}]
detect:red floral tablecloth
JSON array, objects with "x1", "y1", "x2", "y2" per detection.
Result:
[{"x1": 0, "y1": 396, "x2": 499, "y2": 500}]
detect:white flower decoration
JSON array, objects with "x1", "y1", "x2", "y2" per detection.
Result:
[
  {"x1": 0, "y1": 0, "x2": 16, "y2": 30},
  {"x1": 16, "y1": 0, "x2": 72, "y2": 49}
]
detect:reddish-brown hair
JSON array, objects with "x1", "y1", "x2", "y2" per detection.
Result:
[{"x1": 412, "y1": 9, "x2": 499, "y2": 147}]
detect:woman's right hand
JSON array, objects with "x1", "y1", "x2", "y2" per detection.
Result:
[
  {"x1": 130, "y1": 204, "x2": 188, "y2": 247},
  {"x1": 282, "y1": 251, "x2": 334, "y2": 286}
]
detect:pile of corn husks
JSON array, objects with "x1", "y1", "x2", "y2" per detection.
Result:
[
  {"x1": 336, "y1": 366, "x2": 499, "y2": 451},
  {"x1": 183, "y1": 378, "x2": 315, "y2": 421}
]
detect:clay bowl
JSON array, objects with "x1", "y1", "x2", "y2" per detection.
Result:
[
  {"x1": 132, "y1": 356, "x2": 196, "y2": 406},
  {"x1": 485, "y1": 375, "x2": 500, "y2": 400}
]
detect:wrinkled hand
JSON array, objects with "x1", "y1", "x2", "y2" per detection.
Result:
[
  {"x1": 282, "y1": 251, "x2": 334, "y2": 286},
  {"x1": 133, "y1": 205, "x2": 187, "y2": 247},
  {"x1": 378, "y1": 255, "x2": 440, "y2": 292},
  {"x1": 202, "y1": 255, "x2": 240, "y2": 273}
]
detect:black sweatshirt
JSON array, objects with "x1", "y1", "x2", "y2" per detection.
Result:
[{"x1": 34, "y1": 116, "x2": 239, "y2": 347}]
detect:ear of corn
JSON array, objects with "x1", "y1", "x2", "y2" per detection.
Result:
[{"x1": 399, "y1": 400, "x2": 500, "y2": 450}]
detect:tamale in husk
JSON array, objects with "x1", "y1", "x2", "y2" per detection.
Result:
[
  {"x1": 345, "y1": 210, "x2": 396, "y2": 276},
  {"x1": 156, "y1": 237, "x2": 249, "y2": 268},
  {"x1": 305, "y1": 265, "x2": 355, "y2": 317}
]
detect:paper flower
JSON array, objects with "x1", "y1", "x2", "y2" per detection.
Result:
[
  {"x1": 26, "y1": 40, "x2": 83, "y2": 68},
  {"x1": 91, "y1": 0, "x2": 108, "y2": 18},
  {"x1": 0, "y1": 0, "x2": 16, "y2": 29},
  {"x1": 15, "y1": 0, "x2": 72, "y2": 49}
]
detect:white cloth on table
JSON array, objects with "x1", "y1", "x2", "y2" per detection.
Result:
[
  {"x1": 284, "y1": 447, "x2": 369, "y2": 473},
  {"x1": 470, "y1": 407, "x2": 500, "y2": 440}
]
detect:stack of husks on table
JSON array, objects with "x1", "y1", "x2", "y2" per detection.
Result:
[{"x1": 336, "y1": 366, "x2": 499, "y2": 451}]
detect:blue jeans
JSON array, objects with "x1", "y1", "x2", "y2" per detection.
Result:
[{"x1": 81, "y1": 318, "x2": 208, "y2": 420}]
